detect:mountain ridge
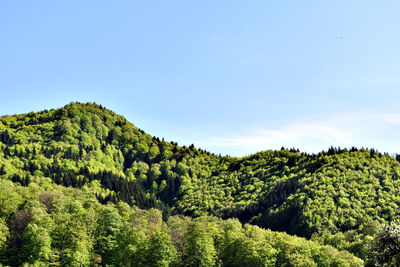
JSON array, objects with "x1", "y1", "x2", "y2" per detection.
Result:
[{"x1": 1, "y1": 102, "x2": 399, "y2": 263}]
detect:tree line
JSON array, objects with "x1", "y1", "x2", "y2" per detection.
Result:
[{"x1": 0, "y1": 102, "x2": 400, "y2": 263}]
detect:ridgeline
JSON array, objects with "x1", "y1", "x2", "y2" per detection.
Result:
[{"x1": 1, "y1": 102, "x2": 399, "y2": 265}]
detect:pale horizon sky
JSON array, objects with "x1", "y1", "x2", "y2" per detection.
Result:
[{"x1": 1, "y1": 1, "x2": 400, "y2": 156}]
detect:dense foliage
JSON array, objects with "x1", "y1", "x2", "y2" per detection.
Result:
[
  {"x1": 0, "y1": 179, "x2": 362, "y2": 266},
  {"x1": 366, "y1": 220, "x2": 400, "y2": 266},
  {"x1": 0, "y1": 102, "x2": 399, "y2": 264}
]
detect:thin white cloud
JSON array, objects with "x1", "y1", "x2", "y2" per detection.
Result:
[
  {"x1": 197, "y1": 112, "x2": 400, "y2": 156},
  {"x1": 369, "y1": 114, "x2": 400, "y2": 125}
]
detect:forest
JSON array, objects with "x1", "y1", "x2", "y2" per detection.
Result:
[{"x1": 0, "y1": 102, "x2": 399, "y2": 266}]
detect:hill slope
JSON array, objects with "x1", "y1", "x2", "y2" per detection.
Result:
[
  {"x1": 1, "y1": 102, "x2": 399, "y2": 260},
  {"x1": 0, "y1": 178, "x2": 363, "y2": 266}
]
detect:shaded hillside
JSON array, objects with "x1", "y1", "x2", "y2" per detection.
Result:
[{"x1": 0, "y1": 102, "x2": 399, "y2": 259}]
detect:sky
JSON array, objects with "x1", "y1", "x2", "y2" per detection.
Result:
[{"x1": 1, "y1": 1, "x2": 400, "y2": 156}]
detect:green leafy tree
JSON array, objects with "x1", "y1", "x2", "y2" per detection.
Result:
[
  {"x1": 20, "y1": 204, "x2": 53, "y2": 265},
  {"x1": 148, "y1": 231, "x2": 176, "y2": 267},
  {"x1": 367, "y1": 220, "x2": 400, "y2": 266},
  {"x1": 183, "y1": 221, "x2": 217, "y2": 267},
  {"x1": 95, "y1": 204, "x2": 123, "y2": 265}
]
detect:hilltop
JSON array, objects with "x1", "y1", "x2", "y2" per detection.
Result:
[{"x1": 0, "y1": 102, "x2": 399, "y2": 264}]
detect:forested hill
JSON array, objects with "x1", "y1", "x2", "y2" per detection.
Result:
[{"x1": 1, "y1": 102, "x2": 400, "y2": 262}]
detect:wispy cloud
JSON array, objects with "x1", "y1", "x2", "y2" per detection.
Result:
[{"x1": 197, "y1": 112, "x2": 400, "y2": 156}]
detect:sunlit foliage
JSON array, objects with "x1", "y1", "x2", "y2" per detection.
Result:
[{"x1": 0, "y1": 102, "x2": 399, "y2": 264}]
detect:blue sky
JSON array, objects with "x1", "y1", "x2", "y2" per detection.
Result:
[{"x1": 1, "y1": 1, "x2": 400, "y2": 156}]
